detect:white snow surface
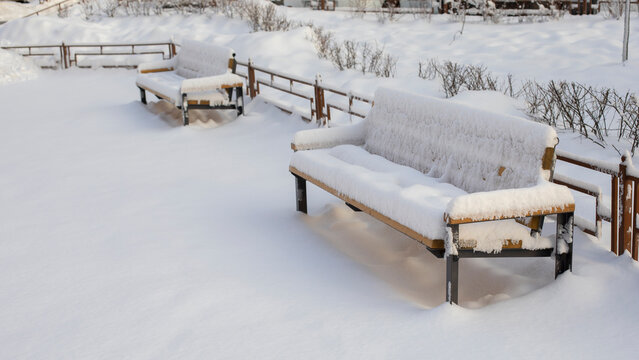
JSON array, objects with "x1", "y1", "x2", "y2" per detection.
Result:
[
  {"x1": 1, "y1": 68, "x2": 638, "y2": 360},
  {"x1": 174, "y1": 39, "x2": 234, "y2": 79},
  {"x1": 292, "y1": 120, "x2": 367, "y2": 150},
  {"x1": 0, "y1": 48, "x2": 40, "y2": 85},
  {"x1": 2, "y1": 8, "x2": 639, "y2": 359},
  {"x1": 365, "y1": 87, "x2": 557, "y2": 194},
  {"x1": 180, "y1": 72, "x2": 245, "y2": 93},
  {"x1": 291, "y1": 144, "x2": 546, "y2": 250}
]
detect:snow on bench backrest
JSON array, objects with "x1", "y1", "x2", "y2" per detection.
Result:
[
  {"x1": 175, "y1": 40, "x2": 234, "y2": 79},
  {"x1": 364, "y1": 88, "x2": 558, "y2": 194}
]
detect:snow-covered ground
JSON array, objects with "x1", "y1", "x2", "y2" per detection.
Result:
[
  {"x1": 1, "y1": 6, "x2": 639, "y2": 358},
  {"x1": 1, "y1": 68, "x2": 638, "y2": 359}
]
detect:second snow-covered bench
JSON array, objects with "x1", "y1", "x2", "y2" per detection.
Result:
[
  {"x1": 289, "y1": 87, "x2": 575, "y2": 305},
  {"x1": 136, "y1": 40, "x2": 244, "y2": 126}
]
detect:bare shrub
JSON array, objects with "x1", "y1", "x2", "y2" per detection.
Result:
[
  {"x1": 101, "y1": 0, "x2": 120, "y2": 17},
  {"x1": 311, "y1": 26, "x2": 398, "y2": 78},
  {"x1": 80, "y1": 0, "x2": 100, "y2": 20},
  {"x1": 418, "y1": 59, "x2": 502, "y2": 97},
  {"x1": 417, "y1": 59, "x2": 639, "y2": 153},
  {"x1": 601, "y1": 0, "x2": 626, "y2": 19}
]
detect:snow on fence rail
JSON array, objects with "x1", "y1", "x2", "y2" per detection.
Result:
[
  {"x1": 24, "y1": 0, "x2": 79, "y2": 18},
  {"x1": 234, "y1": 59, "x2": 372, "y2": 124},
  {"x1": 3, "y1": 41, "x2": 638, "y2": 261},
  {"x1": 1, "y1": 42, "x2": 176, "y2": 69}
]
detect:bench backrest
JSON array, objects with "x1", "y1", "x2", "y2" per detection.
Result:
[
  {"x1": 364, "y1": 88, "x2": 558, "y2": 194},
  {"x1": 175, "y1": 40, "x2": 235, "y2": 79}
]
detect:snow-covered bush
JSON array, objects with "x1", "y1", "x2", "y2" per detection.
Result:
[
  {"x1": 80, "y1": 0, "x2": 100, "y2": 20},
  {"x1": 418, "y1": 58, "x2": 639, "y2": 154},
  {"x1": 418, "y1": 59, "x2": 506, "y2": 97},
  {"x1": 601, "y1": 0, "x2": 626, "y2": 19},
  {"x1": 101, "y1": 0, "x2": 120, "y2": 17},
  {"x1": 212, "y1": 0, "x2": 294, "y2": 32},
  {"x1": 310, "y1": 26, "x2": 397, "y2": 77},
  {"x1": 0, "y1": 49, "x2": 41, "y2": 85},
  {"x1": 520, "y1": 80, "x2": 639, "y2": 154}
]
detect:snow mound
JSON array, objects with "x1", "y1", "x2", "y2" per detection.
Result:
[{"x1": 0, "y1": 49, "x2": 40, "y2": 85}]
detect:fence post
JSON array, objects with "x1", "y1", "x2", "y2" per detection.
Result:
[
  {"x1": 61, "y1": 42, "x2": 68, "y2": 69},
  {"x1": 612, "y1": 171, "x2": 619, "y2": 254},
  {"x1": 247, "y1": 59, "x2": 256, "y2": 99},
  {"x1": 170, "y1": 43, "x2": 176, "y2": 58},
  {"x1": 634, "y1": 180, "x2": 639, "y2": 260},
  {"x1": 619, "y1": 155, "x2": 633, "y2": 255},
  {"x1": 314, "y1": 74, "x2": 325, "y2": 126}
]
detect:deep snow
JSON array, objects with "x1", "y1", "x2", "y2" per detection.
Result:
[
  {"x1": 1, "y1": 6, "x2": 639, "y2": 358},
  {"x1": 0, "y1": 68, "x2": 638, "y2": 359}
]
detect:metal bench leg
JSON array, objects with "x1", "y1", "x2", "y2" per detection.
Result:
[
  {"x1": 446, "y1": 224, "x2": 460, "y2": 304},
  {"x1": 139, "y1": 87, "x2": 146, "y2": 104},
  {"x1": 181, "y1": 93, "x2": 189, "y2": 126},
  {"x1": 446, "y1": 255, "x2": 459, "y2": 304},
  {"x1": 555, "y1": 212, "x2": 574, "y2": 278},
  {"x1": 294, "y1": 174, "x2": 307, "y2": 214},
  {"x1": 236, "y1": 86, "x2": 244, "y2": 116}
]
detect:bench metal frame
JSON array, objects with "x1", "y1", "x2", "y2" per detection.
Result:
[{"x1": 291, "y1": 169, "x2": 574, "y2": 305}]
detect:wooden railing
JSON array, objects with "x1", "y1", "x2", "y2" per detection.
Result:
[
  {"x1": 24, "y1": 0, "x2": 78, "y2": 18},
  {"x1": 553, "y1": 151, "x2": 639, "y2": 260},
  {"x1": 235, "y1": 60, "x2": 372, "y2": 124},
  {"x1": 1, "y1": 42, "x2": 176, "y2": 69},
  {"x1": 4, "y1": 40, "x2": 637, "y2": 261}
]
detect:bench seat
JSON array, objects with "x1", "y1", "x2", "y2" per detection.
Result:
[
  {"x1": 137, "y1": 71, "x2": 236, "y2": 107},
  {"x1": 291, "y1": 144, "x2": 560, "y2": 253}
]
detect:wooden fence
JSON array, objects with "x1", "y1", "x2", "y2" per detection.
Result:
[
  {"x1": 3, "y1": 41, "x2": 638, "y2": 260},
  {"x1": 24, "y1": 0, "x2": 78, "y2": 18},
  {"x1": 1, "y1": 42, "x2": 176, "y2": 69}
]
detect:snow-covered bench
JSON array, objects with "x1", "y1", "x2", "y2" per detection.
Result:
[
  {"x1": 136, "y1": 40, "x2": 244, "y2": 126},
  {"x1": 289, "y1": 87, "x2": 575, "y2": 305}
]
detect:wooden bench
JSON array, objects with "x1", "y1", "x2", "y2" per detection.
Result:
[
  {"x1": 289, "y1": 87, "x2": 575, "y2": 305},
  {"x1": 136, "y1": 40, "x2": 244, "y2": 126}
]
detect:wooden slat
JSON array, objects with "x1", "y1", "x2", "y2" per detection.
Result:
[
  {"x1": 137, "y1": 84, "x2": 174, "y2": 103},
  {"x1": 228, "y1": 58, "x2": 234, "y2": 69},
  {"x1": 139, "y1": 67, "x2": 173, "y2": 74},
  {"x1": 290, "y1": 166, "x2": 445, "y2": 249},
  {"x1": 444, "y1": 203, "x2": 575, "y2": 225},
  {"x1": 187, "y1": 100, "x2": 211, "y2": 106},
  {"x1": 289, "y1": 166, "x2": 540, "y2": 251},
  {"x1": 220, "y1": 83, "x2": 244, "y2": 89},
  {"x1": 542, "y1": 147, "x2": 555, "y2": 171}
]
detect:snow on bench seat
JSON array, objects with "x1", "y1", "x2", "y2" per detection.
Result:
[
  {"x1": 135, "y1": 39, "x2": 244, "y2": 125},
  {"x1": 290, "y1": 144, "x2": 554, "y2": 253}
]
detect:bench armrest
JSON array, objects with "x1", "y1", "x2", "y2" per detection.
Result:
[
  {"x1": 291, "y1": 121, "x2": 367, "y2": 151},
  {"x1": 444, "y1": 182, "x2": 575, "y2": 224},
  {"x1": 138, "y1": 58, "x2": 177, "y2": 74},
  {"x1": 180, "y1": 73, "x2": 244, "y2": 93}
]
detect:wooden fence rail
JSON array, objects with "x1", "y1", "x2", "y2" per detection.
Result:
[
  {"x1": 24, "y1": 0, "x2": 78, "y2": 18},
  {"x1": 1, "y1": 42, "x2": 176, "y2": 69},
  {"x1": 3, "y1": 41, "x2": 637, "y2": 261}
]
